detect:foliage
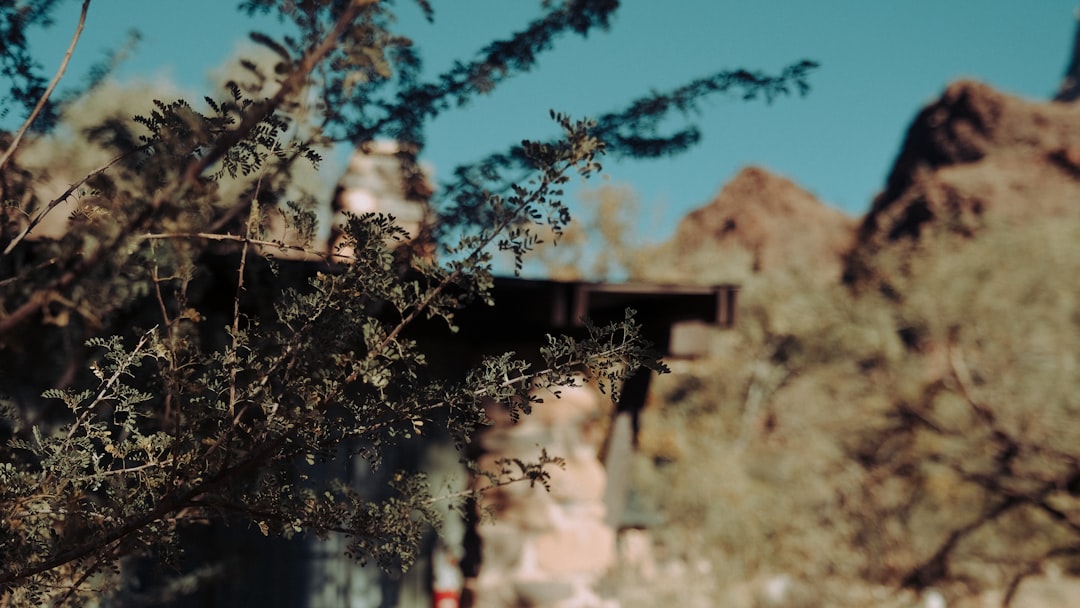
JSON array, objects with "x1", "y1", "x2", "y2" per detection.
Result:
[
  {"x1": 617, "y1": 211, "x2": 1080, "y2": 607},
  {"x1": 542, "y1": 169, "x2": 1080, "y2": 607},
  {"x1": 0, "y1": 1, "x2": 817, "y2": 605},
  {"x1": 842, "y1": 217, "x2": 1080, "y2": 605}
]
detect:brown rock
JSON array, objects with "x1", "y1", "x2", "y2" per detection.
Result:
[
  {"x1": 663, "y1": 166, "x2": 856, "y2": 283},
  {"x1": 845, "y1": 80, "x2": 1080, "y2": 286}
]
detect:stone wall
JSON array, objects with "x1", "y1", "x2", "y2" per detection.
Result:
[{"x1": 467, "y1": 379, "x2": 618, "y2": 608}]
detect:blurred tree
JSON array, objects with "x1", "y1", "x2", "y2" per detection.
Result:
[
  {"x1": 843, "y1": 216, "x2": 1080, "y2": 606},
  {"x1": 533, "y1": 183, "x2": 644, "y2": 281},
  {"x1": 0, "y1": 1, "x2": 817, "y2": 605}
]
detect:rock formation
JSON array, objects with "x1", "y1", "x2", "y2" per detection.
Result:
[
  {"x1": 844, "y1": 80, "x2": 1080, "y2": 286},
  {"x1": 657, "y1": 70, "x2": 1080, "y2": 292},
  {"x1": 658, "y1": 166, "x2": 856, "y2": 284}
]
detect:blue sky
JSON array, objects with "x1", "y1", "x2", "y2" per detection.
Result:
[{"x1": 14, "y1": 1, "x2": 1080, "y2": 242}]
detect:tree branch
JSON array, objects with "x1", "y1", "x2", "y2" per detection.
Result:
[
  {"x1": 0, "y1": 2, "x2": 373, "y2": 339},
  {"x1": 0, "y1": 0, "x2": 90, "y2": 174},
  {"x1": 3, "y1": 141, "x2": 153, "y2": 255},
  {"x1": 181, "y1": 0, "x2": 374, "y2": 188}
]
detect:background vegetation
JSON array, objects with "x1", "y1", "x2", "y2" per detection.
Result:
[{"x1": 591, "y1": 195, "x2": 1080, "y2": 607}]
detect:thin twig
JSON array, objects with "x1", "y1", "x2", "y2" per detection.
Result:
[
  {"x1": 58, "y1": 329, "x2": 155, "y2": 450},
  {"x1": 140, "y1": 231, "x2": 345, "y2": 262},
  {"x1": 73, "y1": 457, "x2": 177, "y2": 484},
  {"x1": 150, "y1": 265, "x2": 173, "y2": 328},
  {"x1": 37, "y1": 329, "x2": 156, "y2": 492},
  {"x1": 0, "y1": 0, "x2": 91, "y2": 174},
  {"x1": 1002, "y1": 546, "x2": 1080, "y2": 607},
  {"x1": 3, "y1": 142, "x2": 153, "y2": 255},
  {"x1": 179, "y1": 0, "x2": 374, "y2": 187},
  {"x1": 0, "y1": 256, "x2": 59, "y2": 286},
  {"x1": 902, "y1": 495, "x2": 1022, "y2": 590},
  {"x1": 228, "y1": 178, "x2": 262, "y2": 419},
  {"x1": 49, "y1": 546, "x2": 109, "y2": 608}
]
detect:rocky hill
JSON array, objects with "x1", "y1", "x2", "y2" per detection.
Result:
[
  {"x1": 843, "y1": 80, "x2": 1080, "y2": 285},
  {"x1": 656, "y1": 166, "x2": 856, "y2": 284},
  {"x1": 659, "y1": 80, "x2": 1080, "y2": 291}
]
